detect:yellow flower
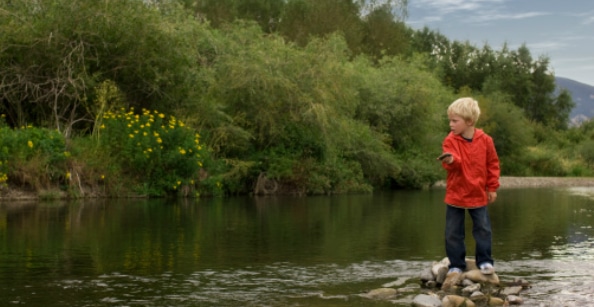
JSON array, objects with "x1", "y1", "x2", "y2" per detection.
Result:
[
  {"x1": 158, "y1": 113, "x2": 165, "y2": 119},
  {"x1": 66, "y1": 172, "x2": 71, "y2": 180},
  {"x1": 100, "y1": 124, "x2": 105, "y2": 129},
  {"x1": 100, "y1": 174, "x2": 105, "y2": 180},
  {"x1": 157, "y1": 138, "x2": 162, "y2": 143},
  {"x1": 179, "y1": 149, "x2": 186, "y2": 155},
  {"x1": 27, "y1": 141, "x2": 33, "y2": 148},
  {"x1": 177, "y1": 181, "x2": 181, "y2": 186},
  {"x1": 129, "y1": 134, "x2": 134, "y2": 138}
]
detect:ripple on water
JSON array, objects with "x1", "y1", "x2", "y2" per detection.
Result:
[
  {"x1": 47, "y1": 255, "x2": 594, "y2": 307},
  {"x1": 566, "y1": 187, "x2": 594, "y2": 200}
]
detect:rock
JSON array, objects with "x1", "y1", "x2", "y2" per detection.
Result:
[
  {"x1": 507, "y1": 295, "x2": 523, "y2": 305},
  {"x1": 501, "y1": 286, "x2": 523, "y2": 296},
  {"x1": 462, "y1": 283, "x2": 481, "y2": 294},
  {"x1": 442, "y1": 270, "x2": 463, "y2": 291},
  {"x1": 382, "y1": 277, "x2": 407, "y2": 288},
  {"x1": 469, "y1": 291, "x2": 487, "y2": 304},
  {"x1": 436, "y1": 265, "x2": 448, "y2": 284},
  {"x1": 420, "y1": 268, "x2": 434, "y2": 282},
  {"x1": 463, "y1": 269, "x2": 500, "y2": 285},
  {"x1": 440, "y1": 257, "x2": 451, "y2": 266},
  {"x1": 461, "y1": 279, "x2": 476, "y2": 287},
  {"x1": 442, "y1": 294, "x2": 476, "y2": 307},
  {"x1": 509, "y1": 277, "x2": 531, "y2": 288},
  {"x1": 361, "y1": 287, "x2": 398, "y2": 300},
  {"x1": 488, "y1": 297, "x2": 505, "y2": 306},
  {"x1": 412, "y1": 293, "x2": 442, "y2": 307},
  {"x1": 465, "y1": 258, "x2": 478, "y2": 271},
  {"x1": 432, "y1": 261, "x2": 449, "y2": 276}
]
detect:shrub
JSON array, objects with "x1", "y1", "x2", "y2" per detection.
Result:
[
  {"x1": 99, "y1": 108, "x2": 204, "y2": 197},
  {"x1": 0, "y1": 116, "x2": 67, "y2": 189}
]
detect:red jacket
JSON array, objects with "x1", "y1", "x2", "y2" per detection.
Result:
[{"x1": 441, "y1": 129, "x2": 500, "y2": 208}]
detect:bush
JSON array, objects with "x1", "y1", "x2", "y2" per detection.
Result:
[
  {"x1": 99, "y1": 108, "x2": 204, "y2": 197},
  {"x1": 0, "y1": 116, "x2": 67, "y2": 189}
]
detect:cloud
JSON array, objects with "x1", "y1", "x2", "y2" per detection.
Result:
[
  {"x1": 583, "y1": 15, "x2": 594, "y2": 25},
  {"x1": 526, "y1": 41, "x2": 567, "y2": 54},
  {"x1": 469, "y1": 11, "x2": 549, "y2": 23},
  {"x1": 411, "y1": 0, "x2": 506, "y2": 15},
  {"x1": 410, "y1": 0, "x2": 547, "y2": 25}
]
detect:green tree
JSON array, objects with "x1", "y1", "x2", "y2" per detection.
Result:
[
  {"x1": 278, "y1": 0, "x2": 364, "y2": 53},
  {"x1": 183, "y1": 0, "x2": 286, "y2": 32},
  {"x1": 360, "y1": 5, "x2": 410, "y2": 60},
  {"x1": 0, "y1": 0, "x2": 203, "y2": 135},
  {"x1": 411, "y1": 26, "x2": 574, "y2": 130}
]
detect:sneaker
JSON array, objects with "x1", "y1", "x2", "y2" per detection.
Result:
[
  {"x1": 479, "y1": 262, "x2": 495, "y2": 275},
  {"x1": 448, "y1": 267, "x2": 463, "y2": 274}
]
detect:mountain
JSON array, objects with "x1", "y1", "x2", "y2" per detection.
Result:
[{"x1": 555, "y1": 77, "x2": 594, "y2": 126}]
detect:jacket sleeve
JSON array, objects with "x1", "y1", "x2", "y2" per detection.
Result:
[
  {"x1": 441, "y1": 136, "x2": 460, "y2": 171},
  {"x1": 486, "y1": 137, "x2": 500, "y2": 191}
]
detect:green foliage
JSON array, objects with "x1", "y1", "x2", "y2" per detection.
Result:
[
  {"x1": 579, "y1": 139, "x2": 594, "y2": 168},
  {"x1": 361, "y1": 7, "x2": 410, "y2": 60},
  {"x1": 411, "y1": 27, "x2": 574, "y2": 130},
  {"x1": 472, "y1": 92, "x2": 535, "y2": 174},
  {"x1": 0, "y1": 120, "x2": 67, "y2": 189},
  {"x1": 99, "y1": 108, "x2": 204, "y2": 196},
  {"x1": 278, "y1": 0, "x2": 364, "y2": 52},
  {"x1": 1, "y1": 0, "x2": 592, "y2": 198},
  {"x1": 352, "y1": 55, "x2": 452, "y2": 187},
  {"x1": 522, "y1": 146, "x2": 570, "y2": 176},
  {"x1": 0, "y1": 0, "x2": 204, "y2": 134}
]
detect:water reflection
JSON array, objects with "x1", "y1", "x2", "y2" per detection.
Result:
[{"x1": 0, "y1": 187, "x2": 593, "y2": 306}]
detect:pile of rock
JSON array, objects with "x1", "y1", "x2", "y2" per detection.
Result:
[{"x1": 413, "y1": 257, "x2": 530, "y2": 306}]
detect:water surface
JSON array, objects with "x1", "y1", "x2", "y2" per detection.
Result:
[{"x1": 0, "y1": 187, "x2": 593, "y2": 306}]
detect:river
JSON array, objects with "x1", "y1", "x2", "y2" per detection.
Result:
[{"x1": 0, "y1": 186, "x2": 593, "y2": 306}]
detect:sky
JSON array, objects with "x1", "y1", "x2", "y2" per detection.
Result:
[{"x1": 406, "y1": 0, "x2": 594, "y2": 86}]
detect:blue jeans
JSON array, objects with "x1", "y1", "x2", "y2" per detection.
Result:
[{"x1": 445, "y1": 205, "x2": 493, "y2": 270}]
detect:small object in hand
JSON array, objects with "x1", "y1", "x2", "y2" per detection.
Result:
[{"x1": 437, "y1": 153, "x2": 452, "y2": 161}]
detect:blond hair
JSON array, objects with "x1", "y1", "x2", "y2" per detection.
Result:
[{"x1": 448, "y1": 97, "x2": 480, "y2": 125}]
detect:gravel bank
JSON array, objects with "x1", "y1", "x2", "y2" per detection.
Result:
[{"x1": 433, "y1": 176, "x2": 594, "y2": 188}]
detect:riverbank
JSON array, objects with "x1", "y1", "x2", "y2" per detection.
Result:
[
  {"x1": 3, "y1": 176, "x2": 594, "y2": 200},
  {"x1": 432, "y1": 176, "x2": 594, "y2": 188}
]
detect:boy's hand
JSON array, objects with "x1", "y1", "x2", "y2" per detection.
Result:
[
  {"x1": 488, "y1": 191, "x2": 497, "y2": 204},
  {"x1": 437, "y1": 152, "x2": 453, "y2": 164}
]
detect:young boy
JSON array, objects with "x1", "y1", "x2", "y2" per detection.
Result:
[{"x1": 438, "y1": 97, "x2": 500, "y2": 289}]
